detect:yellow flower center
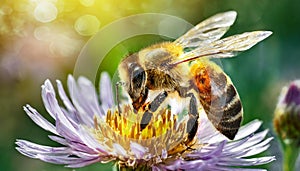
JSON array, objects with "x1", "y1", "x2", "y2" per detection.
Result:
[
  {"x1": 101, "y1": 105, "x2": 177, "y2": 139},
  {"x1": 92, "y1": 105, "x2": 190, "y2": 158}
]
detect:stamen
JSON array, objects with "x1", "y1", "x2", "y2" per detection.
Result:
[
  {"x1": 95, "y1": 105, "x2": 178, "y2": 140},
  {"x1": 94, "y1": 116, "x2": 99, "y2": 130},
  {"x1": 92, "y1": 105, "x2": 192, "y2": 159}
]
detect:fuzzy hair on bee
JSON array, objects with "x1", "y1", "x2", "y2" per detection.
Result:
[{"x1": 118, "y1": 11, "x2": 272, "y2": 142}]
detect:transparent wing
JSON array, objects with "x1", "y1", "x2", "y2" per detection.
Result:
[
  {"x1": 174, "y1": 11, "x2": 237, "y2": 48},
  {"x1": 172, "y1": 31, "x2": 272, "y2": 65}
]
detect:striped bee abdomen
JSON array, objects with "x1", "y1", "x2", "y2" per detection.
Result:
[{"x1": 190, "y1": 60, "x2": 243, "y2": 140}]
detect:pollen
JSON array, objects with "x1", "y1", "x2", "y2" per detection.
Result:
[
  {"x1": 92, "y1": 105, "x2": 188, "y2": 157},
  {"x1": 149, "y1": 42, "x2": 184, "y2": 57},
  {"x1": 97, "y1": 105, "x2": 177, "y2": 140},
  {"x1": 162, "y1": 42, "x2": 184, "y2": 57}
]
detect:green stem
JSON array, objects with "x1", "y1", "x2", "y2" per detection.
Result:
[{"x1": 282, "y1": 141, "x2": 300, "y2": 171}]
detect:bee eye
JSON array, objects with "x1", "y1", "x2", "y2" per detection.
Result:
[{"x1": 131, "y1": 66, "x2": 146, "y2": 89}]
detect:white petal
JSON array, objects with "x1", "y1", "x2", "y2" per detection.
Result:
[
  {"x1": 229, "y1": 130, "x2": 269, "y2": 153},
  {"x1": 240, "y1": 137, "x2": 273, "y2": 157},
  {"x1": 234, "y1": 119, "x2": 262, "y2": 140}
]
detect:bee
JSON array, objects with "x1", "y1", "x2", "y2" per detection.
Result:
[{"x1": 118, "y1": 11, "x2": 272, "y2": 141}]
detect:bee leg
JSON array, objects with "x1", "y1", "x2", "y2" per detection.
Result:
[
  {"x1": 186, "y1": 93, "x2": 199, "y2": 142},
  {"x1": 140, "y1": 111, "x2": 153, "y2": 130},
  {"x1": 140, "y1": 91, "x2": 168, "y2": 130}
]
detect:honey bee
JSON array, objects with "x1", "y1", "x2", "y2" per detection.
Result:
[{"x1": 118, "y1": 11, "x2": 272, "y2": 141}]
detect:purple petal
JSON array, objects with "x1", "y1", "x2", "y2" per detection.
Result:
[
  {"x1": 285, "y1": 82, "x2": 300, "y2": 105},
  {"x1": 77, "y1": 126, "x2": 108, "y2": 154},
  {"x1": 230, "y1": 130, "x2": 269, "y2": 153},
  {"x1": 56, "y1": 80, "x2": 76, "y2": 114},
  {"x1": 130, "y1": 142, "x2": 148, "y2": 159},
  {"x1": 68, "y1": 141, "x2": 99, "y2": 154},
  {"x1": 55, "y1": 118, "x2": 80, "y2": 142},
  {"x1": 56, "y1": 80, "x2": 81, "y2": 124},
  {"x1": 162, "y1": 158, "x2": 182, "y2": 170},
  {"x1": 218, "y1": 156, "x2": 276, "y2": 166},
  {"x1": 71, "y1": 150, "x2": 100, "y2": 158},
  {"x1": 66, "y1": 157, "x2": 102, "y2": 168},
  {"x1": 204, "y1": 166, "x2": 268, "y2": 171},
  {"x1": 185, "y1": 140, "x2": 226, "y2": 159},
  {"x1": 151, "y1": 166, "x2": 162, "y2": 171},
  {"x1": 158, "y1": 117, "x2": 274, "y2": 170},
  {"x1": 197, "y1": 115, "x2": 227, "y2": 143},
  {"x1": 16, "y1": 139, "x2": 70, "y2": 155},
  {"x1": 60, "y1": 107, "x2": 80, "y2": 129},
  {"x1": 78, "y1": 76, "x2": 104, "y2": 118},
  {"x1": 67, "y1": 75, "x2": 94, "y2": 126},
  {"x1": 48, "y1": 135, "x2": 68, "y2": 146},
  {"x1": 240, "y1": 137, "x2": 273, "y2": 157},
  {"x1": 100, "y1": 72, "x2": 115, "y2": 113},
  {"x1": 113, "y1": 143, "x2": 127, "y2": 157},
  {"x1": 41, "y1": 79, "x2": 80, "y2": 138},
  {"x1": 41, "y1": 79, "x2": 57, "y2": 119},
  {"x1": 23, "y1": 105, "x2": 58, "y2": 135},
  {"x1": 224, "y1": 134, "x2": 253, "y2": 151},
  {"x1": 37, "y1": 155, "x2": 82, "y2": 165},
  {"x1": 16, "y1": 139, "x2": 106, "y2": 167},
  {"x1": 16, "y1": 147, "x2": 38, "y2": 158},
  {"x1": 180, "y1": 160, "x2": 206, "y2": 170},
  {"x1": 161, "y1": 149, "x2": 168, "y2": 159}
]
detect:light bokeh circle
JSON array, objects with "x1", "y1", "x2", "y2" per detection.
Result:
[
  {"x1": 34, "y1": 1, "x2": 58, "y2": 23},
  {"x1": 74, "y1": 15, "x2": 101, "y2": 36}
]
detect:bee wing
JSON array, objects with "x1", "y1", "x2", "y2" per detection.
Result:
[
  {"x1": 174, "y1": 11, "x2": 237, "y2": 48},
  {"x1": 172, "y1": 31, "x2": 272, "y2": 65}
]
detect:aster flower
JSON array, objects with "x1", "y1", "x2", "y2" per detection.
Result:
[
  {"x1": 274, "y1": 80, "x2": 300, "y2": 143},
  {"x1": 16, "y1": 72, "x2": 274, "y2": 170},
  {"x1": 274, "y1": 80, "x2": 300, "y2": 171}
]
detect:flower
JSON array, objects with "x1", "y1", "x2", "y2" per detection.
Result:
[
  {"x1": 16, "y1": 72, "x2": 275, "y2": 170},
  {"x1": 273, "y1": 80, "x2": 300, "y2": 171},
  {"x1": 274, "y1": 80, "x2": 300, "y2": 143}
]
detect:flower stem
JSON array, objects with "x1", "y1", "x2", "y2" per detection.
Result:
[{"x1": 282, "y1": 141, "x2": 300, "y2": 171}]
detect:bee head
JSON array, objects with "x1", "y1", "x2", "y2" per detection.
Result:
[{"x1": 118, "y1": 53, "x2": 148, "y2": 110}]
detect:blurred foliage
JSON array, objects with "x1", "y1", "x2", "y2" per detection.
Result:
[{"x1": 1, "y1": 0, "x2": 300, "y2": 171}]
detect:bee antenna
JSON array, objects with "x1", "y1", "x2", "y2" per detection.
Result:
[{"x1": 115, "y1": 81, "x2": 125, "y2": 114}]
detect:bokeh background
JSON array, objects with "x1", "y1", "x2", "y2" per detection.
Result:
[{"x1": 1, "y1": 0, "x2": 299, "y2": 170}]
